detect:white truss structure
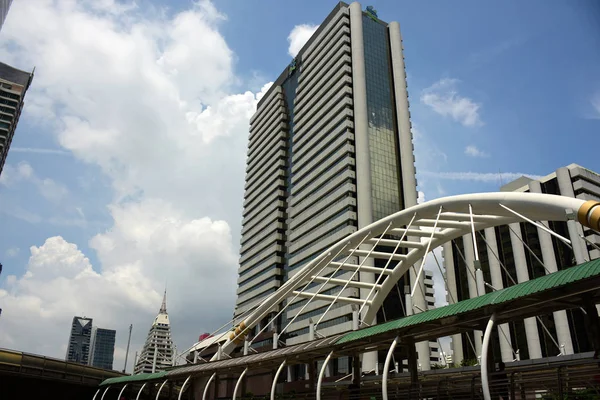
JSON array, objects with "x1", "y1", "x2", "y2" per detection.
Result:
[{"x1": 214, "y1": 192, "x2": 599, "y2": 360}]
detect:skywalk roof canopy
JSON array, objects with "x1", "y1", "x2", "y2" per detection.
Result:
[{"x1": 101, "y1": 258, "x2": 600, "y2": 386}]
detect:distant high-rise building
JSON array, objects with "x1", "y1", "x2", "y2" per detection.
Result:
[
  {"x1": 66, "y1": 316, "x2": 93, "y2": 365},
  {"x1": 444, "y1": 164, "x2": 600, "y2": 366},
  {"x1": 0, "y1": 0, "x2": 12, "y2": 32},
  {"x1": 89, "y1": 327, "x2": 116, "y2": 370},
  {"x1": 0, "y1": 61, "x2": 34, "y2": 175},
  {"x1": 134, "y1": 291, "x2": 174, "y2": 374},
  {"x1": 425, "y1": 270, "x2": 441, "y2": 364}
]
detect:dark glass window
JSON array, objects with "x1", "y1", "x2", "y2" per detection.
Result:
[{"x1": 362, "y1": 15, "x2": 404, "y2": 221}]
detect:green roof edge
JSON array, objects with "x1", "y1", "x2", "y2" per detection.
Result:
[{"x1": 336, "y1": 258, "x2": 600, "y2": 345}]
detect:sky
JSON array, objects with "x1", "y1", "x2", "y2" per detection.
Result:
[{"x1": 0, "y1": 0, "x2": 598, "y2": 372}]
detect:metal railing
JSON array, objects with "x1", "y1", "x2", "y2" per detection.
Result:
[{"x1": 224, "y1": 358, "x2": 600, "y2": 400}]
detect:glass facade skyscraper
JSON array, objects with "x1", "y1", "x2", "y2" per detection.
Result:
[
  {"x1": 89, "y1": 327, "x2": 116, "y2": 370},
  {"x1": 66, "y1": 316, "x2": 93, "y2": 365},
  {"x1": 235, "y1": 1, "x2": 428, "y2": 368}
]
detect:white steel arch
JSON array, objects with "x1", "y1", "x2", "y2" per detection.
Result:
[{"x1": 215, "y1": 192, "x2": 599, "y2": 359}]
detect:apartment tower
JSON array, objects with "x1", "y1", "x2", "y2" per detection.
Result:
[
  {"x1": 235, "y1": 1, "x2": 428, "y2": 369},
  {"x1": 0, "y1": 62, "x2": 34, "y2": 175}
]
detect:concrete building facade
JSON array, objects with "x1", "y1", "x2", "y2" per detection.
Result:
[
  {"x1": 444, "y1": 164, "x2": 600, "y2": 366},
  {"x1": 0, "y1": 61, "x2": 34, "y2": 175},
  {"x1": 0, "y1": 0, "x2": 12, "y2": 32},
  {"x1": 235, "y1": 1, "x2": 433, "y2": 371},
  {"x1": 66, "y1": 316, "x2": 93, "y2": 365},
  {"x1": 89, "y1": 327, "x2": 116, "y2": 370},
  {"x1": 134, "y1": 291, "x2": 174, "y2": 374}
]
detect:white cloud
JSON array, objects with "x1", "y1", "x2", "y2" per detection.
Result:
[
  {"x1": 420, "y1": 170, "x2": 543, "y2": 183},
  {"x1": 0, "y1": 0, "x2": 270, "y2": 370},
  {"x1": 10, "y1": 147, "x2": 70, "y2": 156},
  {"x1": 0, "y1": 161, "x2": 68, "y2": 203},
  {"x1": 288, "y1": 24, "x2": 319, "y2": 57},
  {"x1": 0, "y1": 203, "x2": 238, "y2": 368},
  {"x1": 421, "y1": 78, "x2": 482, "y2": 127},
  {"x1": 464, "y1": 145, "x2": 489, "y2": 158},
  {"x1": 591, "y1": 93, "x2": 600, "y2": 119},
  {"x1": 5, "y1": 247, "x2": 20, "y2": 257}
]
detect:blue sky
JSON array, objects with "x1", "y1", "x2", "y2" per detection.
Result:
[{"x1": 0, "y1": 0, "x2": 598, "y2": 369}]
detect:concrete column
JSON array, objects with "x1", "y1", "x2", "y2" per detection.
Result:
[
  {"x1": 443, "y1": 242, "x2": 464, "y2": 366},
  {"x1": 509, "y1": 222, "x2": 543, "y2": 359},
  {"x1": 462, "y1": 234, "x2": 483, "y2": 356},
  {"x1": 529, "y1": 181, "x2": 574, "y2": 355},
  {"x1": 350, "y1": 1, "x2": 378, "y2": 374},
  {"x1": 389, "y1": 18, "x2": 430, "y2": 371},
  {"x1": 484, "y1": 227, "x2": 514, "y2": 362},
  {"x1": 556, "y1": 167, "x2": 589, "y2": 264},
  {"x1": 388, "y1": 21, "x2": 417, "y2": 208},
  {"x1": 349, "y1": 1, "x2": 373, "y2": 231},
  {"x1": 409, "y1": 264, "x2": 430, "y2": 371}
]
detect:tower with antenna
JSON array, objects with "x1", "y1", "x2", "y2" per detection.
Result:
[{"x1": 133, "y1": 290, "x2": 174, "y2": 374}]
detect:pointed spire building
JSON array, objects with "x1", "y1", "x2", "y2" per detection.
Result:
[{"x1": 133, "y1": 290, "x2": 174, "y2": 374}]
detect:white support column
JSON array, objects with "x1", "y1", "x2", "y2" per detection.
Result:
[
  {"x1": 481, "y1": 314, "x2": 497, "y2": 400},
  {"x1": 408, "y1": 264, "x2": 430, "y2": 371},
  {"x1": 443, "y1": 242, "x2": 464, "y2": 366},
  {"x1": 100, "y1": 386, "x2": 110, "y2": 400},
  {"x1": 271, "y1": 360, "x2": 286, "y2": 400},
  {"x1": 350, "y1": 2, "x2": 378, "y2": 374},
  {"x1": 509, "y1": 222, "x2": 543, "y2": 359},
  {"x1": 556, "y1": 167, "x2": 589, "y2": 264},
  {"x1": 382, "y1": 336, "x2": 399, "y2": 400},
  {"x1": 233, "y1": 368, "x2": 248, "y2": 400},
  {"x1": 177, "y1": 376, "x2": 191, "y2": 400},
  {"x1": 463, "y1": 234, "x2": 482, "y2": 357},
  {"x1": 117, "y1": 384, "x2": 128, "y2": 400},
  {"x1": 317, "y1": 352, "x2": 334, "y2": 400},
  {"x1": 349, "y1": 0, "x2": 373, "y2": 233},
  {"x1": 388, "y1": 22, "x2": 418, "y2": 208},
  {"x1": 484, "y1": 227, "x2": 514, "y2": 362},
  {"x1": 202, "y1": 373, "x2": 217, "y2": 400},
  {"x1": 136, "y1": 383, "x2": 148, "y2": 400},
  {"x1": 528, "y1": 181, "x2": 574, "y2": 355},
  {"x1": 156, "y1": 380, "x2": 168, "y2": 400},
  {"x1": 389, "y1": 7, "x2": 428, "y2": 375}
]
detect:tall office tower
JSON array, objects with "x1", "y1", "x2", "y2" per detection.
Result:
[
  {"x1": 89, "y1": 327, "x2": 116, "y2": 370},
  {"x1": 134, "y1": 291, "x2": 174, "y2": 374},
  {"x1": 0, "y1": 62, "x2": 34, "y2": 175},
  {"x1": 66, "y1": 316, "x2": 93, "y2": 365},
  {"x1": 444, "y1": 164, "x2": 600, "y2": 366},
  {"x1": 0, "y1": 0, "x2": 12, "y2": 32},
  {"x1": 235, "y1": 1, "x2": 427, "y2": 368}
]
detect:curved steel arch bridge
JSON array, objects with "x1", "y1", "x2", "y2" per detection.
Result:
[
  {"x1": 222, "y1": 192, "x2": 600, "y2": 358},
  {"x1": 93, "y1": 192, "x2": 600, "y2": 400}
]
